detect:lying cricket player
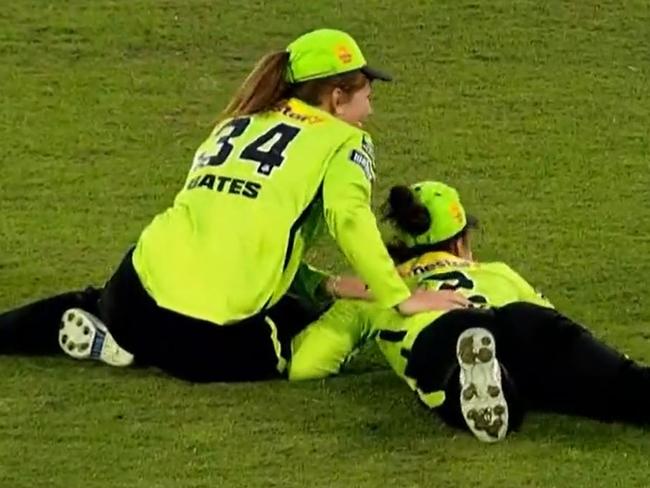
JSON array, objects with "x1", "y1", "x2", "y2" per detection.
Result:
[{"x1": 288, "y1": 181, "x2": 650, "y2": 442}]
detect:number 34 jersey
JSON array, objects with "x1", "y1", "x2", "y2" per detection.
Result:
[{"x1": 133, "y1": 98, "x2": 410, "y2": 325}]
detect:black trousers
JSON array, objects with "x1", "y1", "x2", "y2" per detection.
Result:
[
  {"x1": 406, "y1": 303, "x2": 650, "y2": 429},
  {"x1": 99, "y1": 250, "x2": 320, "y2": 382},
  {"x1": 0, "y1": 251, "x2": 320, "y2": 383},
  {"x1": 0, "y1": 287, "x2": 101, "y2": 355}
]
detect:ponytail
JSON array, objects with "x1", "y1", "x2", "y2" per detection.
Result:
[
  {"x1": 382, "y1": 185, "x2": 432, "y2": 263},
  {"x1": 219, "y1": 52, "x2": 372, "y2": 121},
  {"x1": 382, "y1": 185, "x2": 431, "y2": 236},
  {"x1": 219, "y1": 51, "x2": 290, "y2": 120},
  {"x1": 383, "y1": 185, "x2": 467, "y2": 264}
]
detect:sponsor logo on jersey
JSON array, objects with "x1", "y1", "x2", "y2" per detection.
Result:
[
  {"x1": 409, "y1": 259, "x2": 471, "y2": 276},
  {"x1": 349, "y1": 149, "x2": 375, "y2": 182},
  {"x1": 273, "y1": 103, "x2": 324, "y2": 124}
]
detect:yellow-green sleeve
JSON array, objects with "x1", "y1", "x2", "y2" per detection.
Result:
[{"x1": 322, "y1": 132, "x2": 411, "y2": 309}]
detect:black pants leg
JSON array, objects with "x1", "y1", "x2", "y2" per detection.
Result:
[
  {"x1": 405, "y1": 308, "x2": 524, "y2": 432},
  {"x1": 495, "y1": 302, "x2": 650, "y2": 426},
  {"x1": 99, "y1": 250, "x2": 319, "y2": 383},
  {"x1": 407, "y1": 302, "x2": 650, "y2": 431},
  {"x1": 0, "y1": 288, "x2": 101, "y2": 355}
]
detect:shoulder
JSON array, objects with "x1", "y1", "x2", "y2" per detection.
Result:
[
  {"x1": 314, "y1": 117, "x2": 373, "y2": 153},
  {"x1": 273, "y1": 99, "x2": 376, "y2": 148},
  {"x1": 340, "y1": 129, "x2": 376, "y2": 182},
  {"x1": 344, "y1": 129, "x2": 375, "y2": 162},
  {"x1": 479, "y1": 261, "x2": 535, "y2": 289}
]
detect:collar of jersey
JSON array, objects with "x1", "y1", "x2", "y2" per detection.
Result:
[{"x1": 286, "y1": 97, "x2": 336, "y2": 121}]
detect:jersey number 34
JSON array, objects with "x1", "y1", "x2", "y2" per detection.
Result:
[{"x1": 191, "y1": 117, "x2": 301, "y2": 176}]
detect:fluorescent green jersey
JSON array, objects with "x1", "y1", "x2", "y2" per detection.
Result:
[
  {"x1": 133, "y1": 98, "x2": 410, "y2": 325},
  {"x1": 289, "y1": 252, "x2": 553, "y2": 393},
  {"x1": 372, "y1": 251, "x2": 553, "y2": 405}
]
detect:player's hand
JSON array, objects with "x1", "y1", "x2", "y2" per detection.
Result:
[
  {"x1": 326, "y1": 275, "x2": 371, "y2": 300},
  {"x1": 396, "y1": 289, "x2": 470, "y2": 315}
]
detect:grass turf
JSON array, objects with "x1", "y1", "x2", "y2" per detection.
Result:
[{"x1": 1, "y1": 1, "x2": 649, "y2": 486}]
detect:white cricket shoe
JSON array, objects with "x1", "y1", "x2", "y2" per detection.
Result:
[
  {"x1": 59, "y1": 308, "x2": 134, "y2": 367},
  {"x1": 456, "y1": 327, "x2": 509, "y2": 442}
]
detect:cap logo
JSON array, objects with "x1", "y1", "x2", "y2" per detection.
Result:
[
  {"x1": 449, "y1": 202, "x2": 464, "y2": 223},
  {"x1": 336, "y1": 44, "x2": 353, "y2": 64}
]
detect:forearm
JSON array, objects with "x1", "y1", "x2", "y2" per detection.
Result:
[
  {"x1": 324, "y1": 275, "x2": 372, "y2": 300},
  {"x1": 326, "y1": 204, "x2": 411, "y2": 307},
  {"x1": 322, "y1": 133, "x2": 411, "y2": 308}
]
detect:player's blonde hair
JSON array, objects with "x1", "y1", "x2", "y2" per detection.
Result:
[
  {"x1": 220, "y1": 51, "x2": 369, "y2": 120},
  {"x1": 220, "y1": 51, "x2": 291, "y2": 120}
]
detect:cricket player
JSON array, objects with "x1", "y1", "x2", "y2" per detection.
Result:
[
  {"x1": 289, "y1": 181, "x2": 650, "y2": 442},
  {"x1": 0, "y1": 29, "x2": 466, "y2": 383}
]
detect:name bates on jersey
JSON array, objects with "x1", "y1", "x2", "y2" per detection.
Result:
[
  {"x1": 184, "y1": 113, "x2": 376, "y2": 200},
  {"x1": 185, "y1": 173, "x2": 261, "y2": 199}
]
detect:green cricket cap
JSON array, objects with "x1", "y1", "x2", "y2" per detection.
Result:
[
  {"x1": 399, "y1": 181, "x2": 478, "y2": 247},
  {"x1": 286, "y1": 29, "x2": 391, "y2": 83}
]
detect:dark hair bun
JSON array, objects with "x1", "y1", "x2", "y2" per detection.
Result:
[{"x1": 383, "y1": 185, "x2": 431, "y2": 236}]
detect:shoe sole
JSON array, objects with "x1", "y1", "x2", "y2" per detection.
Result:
[
  {"x1": 456, "y1": 327, "x2": 508, "y2": 442},
  {"x1": 59, "y1": 308, "x2": 134, "y2": 367}
]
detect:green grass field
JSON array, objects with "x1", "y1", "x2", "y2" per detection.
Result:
[{"x1": 1, "y1": 1, "x2": 649, "y2": 486}]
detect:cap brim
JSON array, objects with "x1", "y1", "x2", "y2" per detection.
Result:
[
  {"x1": 361, "y1": 66, "x2": 392, "y2": 82},
  {"x1": 466, "y1": 214, "x2": 480, "y2": 229}
]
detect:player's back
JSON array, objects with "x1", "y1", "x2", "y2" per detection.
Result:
[
  {"x1": 404, "y1": 253, "x2": 548, "y2": 309},
  {"x1": 133, "y1": 98, "x2": 363, "y2": 325},
  {"x1": 374, "y1": 251, "x2": 552, "y2": 387}
]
